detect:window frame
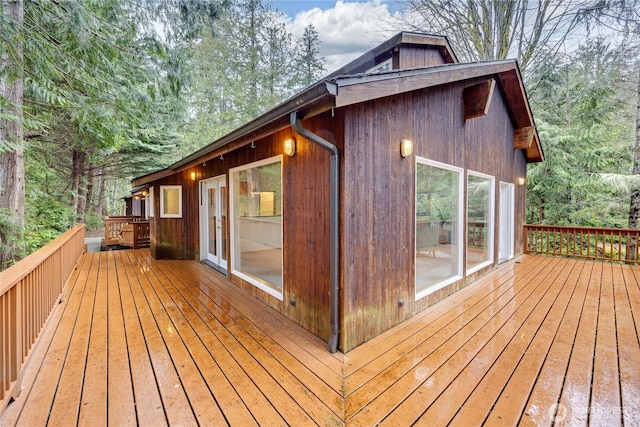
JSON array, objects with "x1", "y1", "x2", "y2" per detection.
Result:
[
  {"x1": 159, "y1": 185, "x2": 182, "y2": 218},
  {"x1": 229, "y1": 155, "x2": 284, "y2": 301},
  {"x1": 415, "y1": 157, "x2": 464, "y2": 301},
  {"x1": 148, "y1": 186, "x2": 154, "y2": 218},
  {"x1": 466, "y1": 170, "x2": 495, "y2": 275}
]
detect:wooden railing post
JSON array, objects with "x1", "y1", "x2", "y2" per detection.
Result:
[{"x1": 133, "y1": 223, "x2": 139, "y2": 250}]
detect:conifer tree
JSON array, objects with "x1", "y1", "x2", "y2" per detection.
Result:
[
  {"x1": 297, "y1": 24, "x2": 325, "y2": 87},
  {"x1": 0, "y1": 0, "x2": 24, "y2": 268},
  {"x1": 184, "y1": 0, "x2": 325, "y2": 150},
  {"x1": 0, "y1": 0, "x2": 228, "y2": 268}
]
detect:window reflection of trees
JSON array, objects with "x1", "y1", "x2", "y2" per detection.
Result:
[{"x1": 467, "y1": 173, "x2": 493, "y2": 272}]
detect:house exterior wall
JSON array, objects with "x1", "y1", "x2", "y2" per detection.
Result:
[
  {"x1": 150, "y1": 169, "x2": 196, "y2": 260},
  {"x1": 340, "y1": 77, "x2": 528, "y2": 351},
  {"x1": 147, "y1": 121, "x2": 339, "y2": 341},
  {"x1": 144, "y1": 78, "x2": 529, "y2": 352}
]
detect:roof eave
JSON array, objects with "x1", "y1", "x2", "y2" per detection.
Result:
[{"x1": 132, "y1": 80, "x2": 337, "y2": 187}]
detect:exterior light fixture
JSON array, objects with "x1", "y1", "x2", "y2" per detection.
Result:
[
  {"x1": 284, "y1": 138, "x2": 296, "y2": 157},
  {"x1": 400, "y1": 138, "x2": 413, "y2": 158},
  {"x1": 518, "y1": 177, "x2": 526, "y2": 185},
  {"x1": 190, "y1": 171, "x2": 197, "y2": 181}
]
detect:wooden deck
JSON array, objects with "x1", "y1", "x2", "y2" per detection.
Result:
[{"x1": 2, "y1": 251, "x2": 639, "y2": 426}]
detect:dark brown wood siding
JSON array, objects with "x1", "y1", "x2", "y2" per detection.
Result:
[
  {"x1": 397, "y1": 45, "x2": 448, "y2": 69},
  {"x1": 151, "y1": 170, "x2": 198, "y2": 260},
  {"x1": 281, "y1": 114, "x2": 339, "y2": 340},
  {"x1": 147, "y1": 116, "x2": 339, "y2": 341},
  {"x1": 340, "y1": 77, "x2": 528, "y2": 351},
  {"x1": 341, "y1": 96, "x2": 415, "y2": 352}
]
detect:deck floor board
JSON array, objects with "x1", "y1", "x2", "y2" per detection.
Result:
[
  {"x1": 516, "y1": 261, "x2": 592, "y2": 426},
  {"x1": 618, "y1": 265, "x2": 640, "y2": 426},
  {"x1": 480, "y1": 258, "x2": 582, "y2": 425},
  {"x1": 343, "y1": 255, "x2": 552, "y2": 395},
  {"x1": 421, "y1": 259, "x2": 583, "y2": 426},
  {"x1": 106, "y1": 252, "x2": 137, "y2": 427},
  {"x1": 590, "y1": 262, "x2": 622, "y2": 425},
  {"x1": 2, "y1": 252, "x2": 639, "y2": 426},
  {"x1": 368, "y1": 257, "x2": 572, "y2": 426},
  {"x1": 345, "y1": 256, "x2": 562, "y2": 424},
  {"x1": 113, "y1": 250, "x2": 166, "y2": 426},
  {"x1": 158, "y1": 257, "x2": 344, "y2": 412}
]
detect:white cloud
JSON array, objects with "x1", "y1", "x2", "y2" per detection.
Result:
[{"x1": 286, "y1": 1, "x2": 403, "y2": 74}]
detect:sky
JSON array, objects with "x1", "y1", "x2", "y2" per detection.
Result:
[
  {"x1": 270, "y1": 0, "x2": 406, "y2": 74},
  {"x1": 269, "y1": 1, "x2": 604, "y2": 76}
]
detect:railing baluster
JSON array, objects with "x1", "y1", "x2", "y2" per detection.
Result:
[{"x1": 524, "y1": 224, "x2": 640, "y2": 264}]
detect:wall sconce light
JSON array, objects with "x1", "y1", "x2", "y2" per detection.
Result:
[
  {"x1": 190, "y1": 171, "x2": 197, "y2": 181},
  {"x1": 284, "y1": 138, "x2": 296, "y2": 156},
  {"x1": 400, "y1": 138, "x2": 413, "y2": 158},
  {"x1": 518, "y1": 177, "x2": 526, "y2": 185},
  {"x1": 141, "y1": 190, "x2": 147, "y2": 197}
]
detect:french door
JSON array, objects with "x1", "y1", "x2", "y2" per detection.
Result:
[{"x1": 201, "y1": 175, "x2": 227, "y2": 271}]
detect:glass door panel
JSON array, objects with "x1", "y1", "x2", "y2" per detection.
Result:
[
  {"x1": 202, "y1": 176, "x2": 227, "y2": 271},
  {"x1": 208, "y1": 187, "x2": 217, "y2": 259},
  {"x1": 220, "y1": 185, "x2": 227, "y2": 263}
]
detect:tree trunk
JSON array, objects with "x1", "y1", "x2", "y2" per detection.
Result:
[
  {"x1": 627, "y1": 67, "x2": 640, "y2": 260},
  {"x1": 0, "y1": 0, "x2": 25, "y2": 269},
  {"x1": 85, "y1": 162, "x2": 95, "y2": 223},
  {"x1": 628, "y1": 67, "x2": 640, "y2": 228},
  {"x1": 71, "y1": 148, "x2": 88, "y2": 224},
  {"x1": 96, "y1": 165, "x2": 107, "y2": 217},
  {"x1": 111, "y1": 180, "x2": 120, "y2": 215}
]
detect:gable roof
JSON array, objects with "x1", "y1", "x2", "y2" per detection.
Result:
[
  {"x1": 331, "y1": 60, "x2": 543, "y2": 162},
  {"x1": 133, "y1": 35, "x2": 542, "y2": 187},
  {"x1": 325, "y1": 32, "x2": 458, "y2": 78}
]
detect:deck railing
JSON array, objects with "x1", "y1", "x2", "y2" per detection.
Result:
[
  {"x1": 0, "y1": 224, "x2": 85, "y2": 412},
  {"x1": 104, "y1": 216, "x2": 149, "y2": 248},
  {"x1": 524, "y1": 224, "x2": 640, "y2": 263},
  {"x1": 120, "y1": 221, "x2": 150, "y2": 249},
  {"x1": 104, "y1": 216, "x2": 139, "y2": 246}
]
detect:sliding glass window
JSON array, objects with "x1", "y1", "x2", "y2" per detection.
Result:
[
  {"x1": 230, "y1": 156, "x2": 283, "y2": 299},
  {"x1": 415, "y1": 158, "x2": 463, "y2": 300},
  {"x1": 466, "y1": 171, "x2": 495, "y2": 273}
]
